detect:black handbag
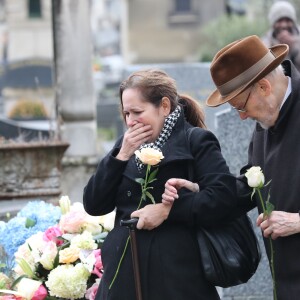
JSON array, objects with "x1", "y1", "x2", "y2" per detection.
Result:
[
  {"x1": 196, "y1": 214, "x2": 261, "y2": 287},
  {"x1": 187, "y1": 127, "x2": 261, "y2": 287}
]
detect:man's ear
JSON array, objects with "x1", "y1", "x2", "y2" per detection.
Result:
[{"x1": 257, "y1": 78, "x2": 272, "y2": 96}]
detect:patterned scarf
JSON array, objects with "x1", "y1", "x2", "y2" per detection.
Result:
[{"x1": 135, "y1": 105, "x2": 181, "y2": 171}]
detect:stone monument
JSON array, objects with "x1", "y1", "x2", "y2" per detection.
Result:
[{"x1": 52, "y1": 0, "x2": 97, "y2": 157}]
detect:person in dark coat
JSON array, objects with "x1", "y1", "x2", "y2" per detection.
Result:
[
  {"x1": 204, "y1": 35, "x2": 300, "y2": 300},
  {"x1": 83, "y1": 69, "x2": 239, "y2": 300}
]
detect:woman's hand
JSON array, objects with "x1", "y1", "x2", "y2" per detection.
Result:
[
  {"x1": 117, "y1": 123, "x2": 153, "y2": 161},
  {"x1": 162, "y1": 178, "x2": 199, "y2": 204},
  {"x1": 131, "y1": 203, "x2": 172, "y2": 230}
]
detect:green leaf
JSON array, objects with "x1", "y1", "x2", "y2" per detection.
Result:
[
  {"x1": 16, "y1": 258, "x2": 36, "y2": 278},
  {"x1": 266, "y1": 201, "x2": 275, "y2": 216},
  {"x1": 145, "y1": 186, "x2": 153, "y2": 191},
  {"x1": 135, "y1": 178, "x2": 145, "y2": 185},
  {"x1": 251, "y1": 188, "x2": 256, "y2": 200},
  {"x1": 142, "y1": 193, "x2": 146, "y2": 201},
  {"x1": 148, "y1": 168, "x2": 159, "y2": 182},
  {"x1": 264, "y1": 180, "x2": 272, "y2": 187},
  {"x1": 148, "y1": 178, "x2": 157, "y2": 184},
  {"x1": 0, "y1": 278, "x2": 6, "y2": 289},
  {"x1": 145, "y1": 191, "x2": 155, "y2": 204},
  {"x1": 53, "y1": 251, "x2": 60, "y2": 268},
  {"x1": 25, "y1": 217, "x2": 36, "y2": 228}
]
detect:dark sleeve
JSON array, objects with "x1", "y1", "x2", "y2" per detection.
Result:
[
  {"x1": 83, "y1": 139, "x2": 128, "y2": 216},
  {"x1": 168, "y1": 129, "x2": 241, "y2": 227},
  {"x1": 234, "y1": 134, "x2": 257, "y2": 214},
  {"x1": 232, "y1": 175, "x2": 257, "y2": 217}
]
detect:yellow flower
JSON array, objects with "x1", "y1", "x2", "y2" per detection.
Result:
[
  {"x1": 59, "y1": 247, "x2": 80, "y2": 264},
  {"x1": 134, "y1": 148, "x2": 164, "y2": 166}
]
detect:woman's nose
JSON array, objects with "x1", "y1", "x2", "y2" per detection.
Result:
[{"x1": 127, "y1": 115, "x2": 137, "y2": 127}]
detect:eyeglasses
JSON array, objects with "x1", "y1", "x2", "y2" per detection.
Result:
[{"x1": 232, "y1": 86, "x2": 254, "y2": 113}]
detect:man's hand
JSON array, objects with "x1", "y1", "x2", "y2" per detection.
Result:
[{"x1": 257, "y1": 210, "x2": 300, "y2": 239}]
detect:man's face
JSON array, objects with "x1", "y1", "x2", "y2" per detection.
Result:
[
  {"x1": 273, "y1": 17, "x2": 297, "y2": 37},
  {"x1": 228, "y1": 84, "x2": 277, "y2": 129}
]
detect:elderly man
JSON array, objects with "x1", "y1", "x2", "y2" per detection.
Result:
[{"x1": 205, "y1": 35, "x2": 300, "y2": 299}]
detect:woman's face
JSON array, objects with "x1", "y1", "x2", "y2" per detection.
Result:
[{"x1": 122, "y1": 88, "x2": 170, "y2": 142}]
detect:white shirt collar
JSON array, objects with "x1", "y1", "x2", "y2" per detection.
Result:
[{"x1": 280, "y1": 76, "x2": 291, "y2": 110}]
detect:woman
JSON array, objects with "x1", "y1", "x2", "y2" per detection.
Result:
[{"x1": 83, "y1": 69, "x2": 238, "y2": 300}]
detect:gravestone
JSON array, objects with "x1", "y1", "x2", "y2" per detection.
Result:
[{"x1": 215, "y1": 108, "x2": 273, "y2": 300}]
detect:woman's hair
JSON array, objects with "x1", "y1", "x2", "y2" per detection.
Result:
[{"x1": 119, "y1": 69, "x2": 206, "y2": 128}]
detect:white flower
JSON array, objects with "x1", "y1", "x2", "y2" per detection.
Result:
[
  {"x1": 46, "y1": 263, "x2": 90, "y2": 299},
  {"x1": 99, "y1": 211, "x2": 116, "y2": 231},
  {"x1": 14, "y1": 232, "x2": 45, "y2": 275},
  {"x1": 245, "y1": 166, "x2": 265, "y2": 188},
  {"x1": 70, "y1": 231, "x2": 98, "y2": 250},
  {"x1": 79, "y1": 249, "x2": 96, "y2": 272},
  {"x1": 59, "y1": 195, "x2": 71, "y2": 214},
  {"x1": 135, "y1": 148, "x2": 164, "y2": 166},
  {"x1": 17, "y1": 278, "x2": 42, "y2": 299},
  {"x1": 84, "y1": 215, "x2": 104, "y2": 235},
  {"x1": 39, "y1": 241, "x2": 58, "y2": 270}
]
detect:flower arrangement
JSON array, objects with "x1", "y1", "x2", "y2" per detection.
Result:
[
  {"x1": 0, "y1": 196, "x2": 115, "y2": 300},
  {"x1": 245, "y1": 166, "x2": 276, "y2": 300},
  {"x1": 0, "y1": 201, "x2": 61, "y2": 267}
]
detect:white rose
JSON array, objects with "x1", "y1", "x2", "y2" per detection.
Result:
[
  {"x1": 39, "y1": 241, "x2": 58, "y2": 270},
  {"x1": 134, "y1": 148, "x2": 164, "y2": 166},
  {"x1": 103, "y1": 210, "x2": 116, "y2": 231},
  {"x1": 245, "y1": 166, "x2": 265, "y2": 188},
  {"x1": 17, "y1": 278, "x2": 42, "y2": 299},
  {"x1": 59, "y1": 195, "x2": 71, "y2": 214}
]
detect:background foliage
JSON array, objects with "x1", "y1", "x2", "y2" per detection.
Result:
[{"x1": 199, "y1": 15, "x2": 269, "y2": 62}]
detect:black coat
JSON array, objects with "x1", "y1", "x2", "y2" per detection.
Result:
[
  {"x1": 244, "y1": 60, "x2": 300, "y2": 300},
  {"x1": 83, "y1": 112, "x2": 238, "y2": 300}
]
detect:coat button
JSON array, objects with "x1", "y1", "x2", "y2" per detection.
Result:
[{"x1": 127, "y1": 191, "x2": 131, "y2": 197}]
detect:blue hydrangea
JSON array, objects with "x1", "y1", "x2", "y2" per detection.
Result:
[{"x1": 0, "y1": 200, "x2": 61, "y2": 263}]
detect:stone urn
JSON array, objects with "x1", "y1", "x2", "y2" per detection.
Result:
[{"x1": 0, "y1": 140, "x2": 69, "y2": 199}]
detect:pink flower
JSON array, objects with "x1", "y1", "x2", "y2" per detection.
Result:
[
  {"x1": 43, "y1": 226, "x2": 63, "y2": 246},
  {"x1": 32, "y1": 285, "x2": 48, "y2": 300},
  {"x1": 59, "y1": 211, "x2": 87, "y2": 233},
  {"x1": 85, "y1": 280, "x2": 100, "y2": 300},
  {"x1": 92, "y1": 249, "x2": 103, "y2": 278}
]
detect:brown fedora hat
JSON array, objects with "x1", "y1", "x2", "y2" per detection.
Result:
[{"x1": 206, "y1": 35, "x2": 289, "y2": 107}]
